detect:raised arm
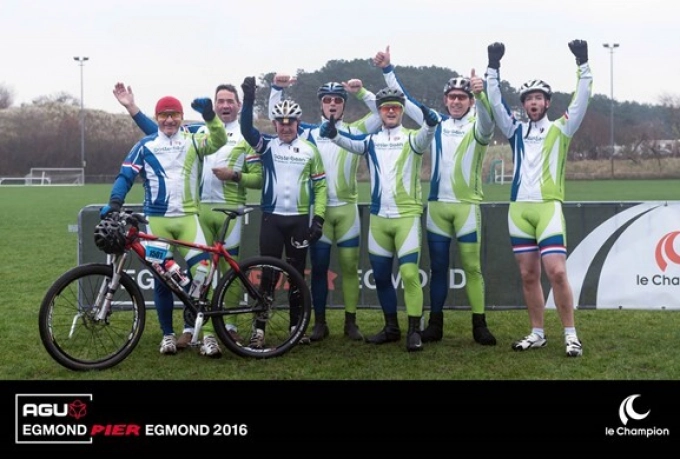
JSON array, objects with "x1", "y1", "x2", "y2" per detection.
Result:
[
  {"x1": 470, "y1": 69, "x2": 495, "y2": 143},
  {"x1": 374, "y1": 45, "x2": 425, "y2": 124},
  {"x1": 268, "y1": 73, "x2": 295, "y2": 120},
  {"x1": 560, "y1": 40, "x2": 593, "y2": 137},
  {"x1": 240, "y1": 77, "x2": 264, "y2": 151},
  {"x1": 343, "y1": 79, "x2": 382, "y2": 133},
  {"x1": 190, "y1": 98, "x2": 226, "y2": 156},
  {"x1": 484, "y1": 42, "x2": 516, "y2": 139},
  {"x1": 113, "y1": 82, "x2": 157, "y2": 135},
  {"x1": 410, "y1": 105, "x2": 439, "y2": 154}
]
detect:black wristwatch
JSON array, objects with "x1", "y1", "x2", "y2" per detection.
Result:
[{"x1": 232, "y1": 171, "x2": 241, "y2": 183}]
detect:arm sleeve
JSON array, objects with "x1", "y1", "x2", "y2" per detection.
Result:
[
  {"x1": 332, "y1": 130, "x2": 370, "y2": 155},
  {"x1": 109, "y1": 140, "x2": 145, "y2": 204},
  {"x1": 268, "y1": 86, "x2": 283, "y2": 121},
  {"x1": 561, "y1": 63, "x2": 593, "y2": 137},
  {"x1": 485, "y1": 67, "x2": 516, "y2": 139},
  {"x1": 310, "y1": 149, "x2": 327, "y2": 219},
  {"x1": 196, "y1": 115, "x2": 227, "y2": 158},
  {"x1": 131, "y1": 111, "x2": 158, "y2": 136},
  {"x1": 411, "y1": 124, "x2": 437, "y2": 155},
  {"x1": 236, "y1": 141, "x2": 263, "y2": 190},
  {"x1": 240, "y1": 99, "x2": 263, "y2": 150},
  {"x1": 382, "y1": 64, "x2": 426, "y2": 125},
  {"x1": 473, "y1": 91, "x2": 495, "y2": 144},
  {"x1": 352, "y1": 88, "x2": 381, "y2": 133}
]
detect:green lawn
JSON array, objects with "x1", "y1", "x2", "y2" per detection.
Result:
[{"x1": 1, "y1": 180, "x2": 678, "y2": 380}]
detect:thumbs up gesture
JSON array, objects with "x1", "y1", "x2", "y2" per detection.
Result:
[
  {"x1": 469, "y1": 68, "x2": 484, "y2": 95},
  {"x1": 319, "y1": 114, "x2": 338, "y2": 139},
  {"x1": 373, "y1": 45, "x2": 391, "y2": 68}
]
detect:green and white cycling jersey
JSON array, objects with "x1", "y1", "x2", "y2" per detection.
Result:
[
  {"x1": 331, "y1": 123, "x2": 436, "y2": 218},
  {"x1": 380, "y1": 65, "x2": 495, "y2": 203},
  {"x1": 255, "y1": 136, "x2": 327, "y2": 218},
  {"x1": 131, "y1": 113, "x2": 262, "y2": 208},
  {"x1": 110, "y1": 115, "x2": 227, "y2": 217},
  {"x1": 269, "y1": 87, "x2": 381, "y2": 207},
  {"x1": 485, "y1": 64, "x2": 593, "y2": 202},
  {"x1": 191, "y1": 120, "x2": 262, "y2": 206}
]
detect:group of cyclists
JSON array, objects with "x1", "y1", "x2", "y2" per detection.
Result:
[{"x1": 100, "y1": 39, "x2": 592, "y2": 359}]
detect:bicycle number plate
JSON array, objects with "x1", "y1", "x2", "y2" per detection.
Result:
[{"x1": 145, "y1": 241, "x2": 169, "y2": 263}]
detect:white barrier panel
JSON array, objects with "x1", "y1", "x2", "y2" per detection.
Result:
[{"x1": 550, "y1": 201, "x2": 680, "y2": 309}]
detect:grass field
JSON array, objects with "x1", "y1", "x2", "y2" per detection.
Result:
[{"x1": 1, "y1": 181, "x2": 679, "y2": 380}]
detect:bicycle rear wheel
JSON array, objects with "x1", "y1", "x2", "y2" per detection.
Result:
[
  {"x1": 211, "y1": 256, "x2": 311, "y2": 359},
  {"x1": 39, "y1": 263, "x2": 146, "y2": 371}
]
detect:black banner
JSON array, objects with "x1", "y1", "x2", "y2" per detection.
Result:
[{"x1": 3, "y1": 380, "x2": 677, "y2": 454}]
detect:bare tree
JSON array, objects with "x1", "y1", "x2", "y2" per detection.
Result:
[
  {"x1": 29, "y1": 92, "x2": 79, "y2": 107},
  {"x1": 0, "y1": 83, "x2": 14, "y2": 109}
]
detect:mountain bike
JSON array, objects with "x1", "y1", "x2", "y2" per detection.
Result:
[{"x1": 39, "y1": 207, "x2": 312, "y2": 371}]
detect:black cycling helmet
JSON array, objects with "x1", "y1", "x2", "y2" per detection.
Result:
[
  {"x1": 94, "y1": 218, "x2": 126, "y2": 254},
  {"x1": 375, "y1": 87, "x2": 405, "y2": 107},
  {"x1": 317, "y1": 82, "x2": 348, "y2": 101}
]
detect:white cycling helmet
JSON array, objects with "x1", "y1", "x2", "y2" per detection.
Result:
[
  {"x1": 443, "y1": 77, "x2": 472, "y2": 97},
  {"x1": 519, "y1": 79, "x2": 552, "y2": 102},
  {"x1": 272, "y1": 99, "x2": 302, "y2": 122}
]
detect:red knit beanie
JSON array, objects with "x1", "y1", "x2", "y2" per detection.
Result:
[{"x1": 155, "y1": 96, "x2": 183, "y2": 114}]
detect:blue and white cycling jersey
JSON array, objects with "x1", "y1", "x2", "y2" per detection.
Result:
[{"x1": 109, "y1": 115, "x2": 226, "y2": 216}]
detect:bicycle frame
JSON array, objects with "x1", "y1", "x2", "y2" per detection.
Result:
[
  {"x1": 40, "y1": 207, "x2": 312, "y2": 370},
  {"x1": 110, "y1": 208, "x2": 262, "y2": 337}
]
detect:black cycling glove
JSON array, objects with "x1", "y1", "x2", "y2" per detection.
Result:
[
  {"x1": 191, "y1": 98, "x2": 216, "y2": 122},
  {"x1": 241, "y1": 77, "x2": 256, "y2": 104},
  {"x1": 319, "y1": 115, "x2": 338, "y2": 139},
  {"x1": 308, "y1": 216, "x2": 324, "y2": 244},
  {"x1": 568, "y1": 39, "x2": 588, "y2": 65},
  {"x1": 487, "y1": 42, "x2": 505, "y2": 70}
]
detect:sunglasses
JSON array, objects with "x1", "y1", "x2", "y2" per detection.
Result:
[
  {"x1": 321, "y1": 96, "x2": 345, "y2": 104},
  {"x1": 157, "y1": 112, "x2": 183, "y2": 121},
  {"x1": 379, "y1": 104, "x2": 403, "y2": 113},
  {"x1": 447, "y1": 93, "x2": 470, "y2": 101}
]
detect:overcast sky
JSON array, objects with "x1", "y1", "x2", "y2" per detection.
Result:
[{"x1": 3, "y1": 0, "x2": 677, "y2": 115}]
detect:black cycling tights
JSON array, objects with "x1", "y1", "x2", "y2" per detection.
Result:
[{"x1": 257, "y1": 213, "x2": 309, "y2": 330}]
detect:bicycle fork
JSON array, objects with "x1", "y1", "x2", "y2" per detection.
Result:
[{"x1": 69, "y1": 254, "x2": 127, "y2": 338}]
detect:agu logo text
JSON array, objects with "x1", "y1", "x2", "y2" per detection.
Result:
[{"x1": 16, "y1": 394, "x2": 93, "y2": 444}]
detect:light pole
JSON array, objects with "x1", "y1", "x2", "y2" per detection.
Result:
[
  {"x1": 602, "y1": 43, "x2": 619, "y2": 177},
  {"x1": 73, "y1": 56, "x2": 89, "y2": 170}
]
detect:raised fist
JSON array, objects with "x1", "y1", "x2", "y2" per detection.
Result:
[
  {"x1": 568, "y1": 39, "x2": 588, "y2": 65},
  {"x1": 191, "y1": 98, "x2": 215, "y2": 122},
  {"x1": 343, "y1": 79, "x2": 363, "y2": 94},
  {"x1": 273, "y1": 73, "x2": 296, "y2": 88},
  {"x1": 241, "y1": 77, "x2": 256, "y2": 103},
  {"x1": 487, "y1": 42, "x2": 505, "y2": 70}
]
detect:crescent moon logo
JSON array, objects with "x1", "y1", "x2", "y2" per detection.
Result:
[
  {"x1": 655, "y1": 231, "x2": 680, "y2": 272},
  {"x1": 618, "y1": 394, "x2": 650, "y2": 425}
]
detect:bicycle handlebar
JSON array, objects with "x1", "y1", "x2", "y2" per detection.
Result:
[{"x1": 103, "y1": 207, "x2": 255, "y2": 249}]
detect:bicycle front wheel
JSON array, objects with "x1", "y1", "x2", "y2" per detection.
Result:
[
  {"x1": 39, "y1": 263, "x2": 146, "y2": 371},
  {"x1": 211, "y1": 256, "x2": 311, "y2": 359}
]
